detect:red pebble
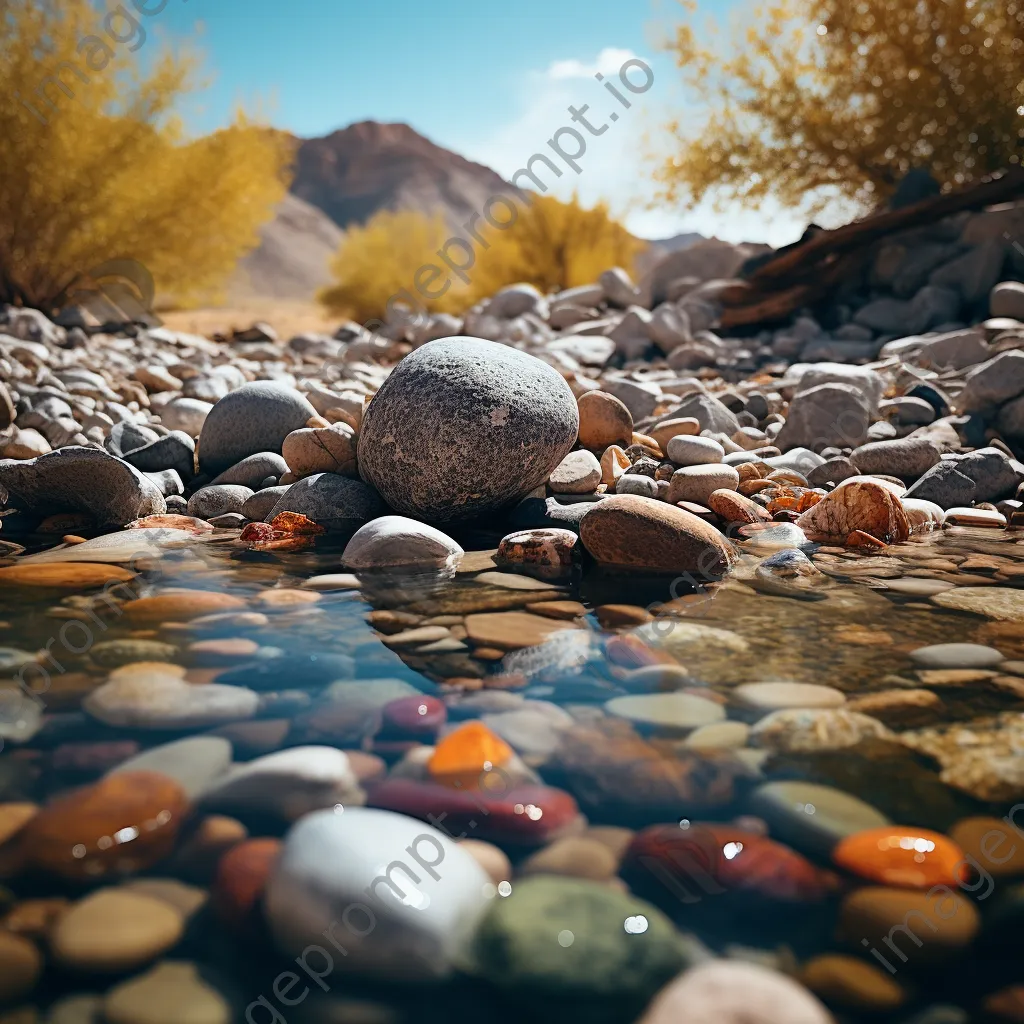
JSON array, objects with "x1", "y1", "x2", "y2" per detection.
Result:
[
  {"x1": 366, "y1": 778, "x2": 581, "y2": 847},
  {"x1": 212, "y1": 837, "x2": 282, "y2": 933},
  {"x1": 379, "y1": 695, "x2": 447, "y2": 738},
  {"x1": 623, "y1": 823, "x2": 840, "y2": 905}
]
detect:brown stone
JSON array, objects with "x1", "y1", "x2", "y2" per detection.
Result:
[
  {"x1": 577, "y1": 391, "x2": 633, "y2": 450},
  {"x1": 595, "y1": 604, "x2": 654, "y2": 628},
  {"x1": 796, "y1": 480, "x2": 910, "y2": 544},
  {"x1": 846, "y1": 689, "x2": 944, "y2": 727},
  {"x1": 649, "y1": 417, "x2": 700, "y2": 451},
  {"x1": 837, "y1": 886, "x2": 979, "y2": 962},
  {"x1": 2, "y1": 897, "x2": 69, "y2": 941},
  {"x1": 212, "y1": 838, "x2": 282, "y2": 932},
  {"x1": 465, "y1": 611, "x2": 583, "y2": 650},
  {"x1": 17, "y1": 771, "x2": 189, "y2": 881},
  {"x1": 949, "y1": 816, "x2": 1024, "y2": 879},
  {"x1": 580, "y1": 493, "x2": 733, "y2": 576},
  {"x1": 0, "y1": 563, "x2": 136, "y2": 588},
  {"x1": 282, "y1": 423, "x2": 357, "y2": 477},
  {"x1": 707, "y1": 488, "x2": 772, "y2": 525},
  {"x1": 519, "y1": 836, "x2": 619, "y2": 880},
  {"x1": 801, "y1": 954, "x2": 905, "y2": 1012},
  {"x1": 0, "y1": 930, "x2": 42, "y2": 1004},
  {"x1": 0, "y1": 803, "x2": 37, "y2": 846},
  {"x1": 123, "y1": 591, "x2": 247, "y2": 624},
  {"x1": 526, "y1": 600, "x2": 588, "y2": 620}
]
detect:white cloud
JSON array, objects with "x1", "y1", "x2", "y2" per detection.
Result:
[
  {"x1": 450, "y1": 48, "x2": 814, "y2": 249},
  {"x1": 546, "y1": 48, "x2": 638, "y2": 81}
]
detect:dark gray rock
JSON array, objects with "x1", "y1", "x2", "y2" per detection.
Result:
[
  {"x1": 210, "y1": 452, "x2": 289, "y2": 489},
  {"x1": 997, "y1": 394, "x2": 1024, "y2": 438},
  {"x1": 105, "y1": 420, "x2": 159, "y2": 458},
  {"x1": 187, "y1": 484, "x2": 253, "y2": 519},
  {"x1": 357, "y1": 337, "x2": 579, "y2": 523},
  {"x1": 776, "y1": 383, "x2": 870, "y2": 452},
  {"x1": 123, "y1": 431, "x2": 195, "y2": 479},
  {"x1": 241, "y1": 485, "x2": 288, "y2": 522},
  {"x1": 850, "y1": 438, "x2": 941, "y2": 480},
  {"x1": 929, "y1": 240, "x2": 1007, "y2": 304},
  {"x1": 508, "y1": 496, "x2": 594, "y2": 533},
  {"x1": 955, "y1": 447, "x2": 1024, "y2": 503},
  {"x1": 663, "y1": 392, "x2": 740, "y2": 436},
  {"x1": 0, "y1": 446, "x2": 165, "y2": 525},
  {"x1": 958, "y1": 350, "x2": 1024, "y2": 413},
  {"x1": 198, "y1": 381, "x2": 316, "y2": 473},
  {"x1": 992, "y1": 281, "x2": 1024, "y2": 319},
  {"x1": 601, "y1": 378, "x2": 661, "y2": 420},
  {"x1": 904, "y1": 460, "x2": 977, "y2": 509},
  {"x1": 806, "y1": 457, "x2": 858, "y2": 488},
  {"x1": 267, "y1": 472, "x2": 384, "y2": 531}
]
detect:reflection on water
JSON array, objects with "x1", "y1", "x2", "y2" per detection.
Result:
[{"x1": 3, "y1": 521, "x2": 1024, "y2": 1021}]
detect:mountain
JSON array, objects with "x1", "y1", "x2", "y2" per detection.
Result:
[
  {"x1": 229, "y1": 121, "x2": 518, "y2": 303},
  {"x1": 229, "y1": 193, "x2": 343, "y2": 302},
  {"x1": 291, "y1": 121, "x2": 518, "y2": 231}
]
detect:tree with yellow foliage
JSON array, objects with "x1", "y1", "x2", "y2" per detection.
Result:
[
  {"x1": 467, "y1": 193, "x2": 646, "y2": 300},
  {"x1": 318, "y1": 209, "x2": 467, "y2": 322},
  {"x1": 0, "y1": 0, "x2": 292, "y2": 310},
  {"x1": 657, "y1": 0, "x2": 1024, "y2": 215}
]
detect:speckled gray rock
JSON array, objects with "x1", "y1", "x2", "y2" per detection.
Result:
[
  {"x1": 0, "y1": 446, "x2": 165, "y2": 525},
  {"x1": 241, "y1": 485, "x2": 288, "y2": 522},
  {"x1": 905, "y1": 460, "x2": 977, "y2": 509},
  {"x1": 508, "y1": 496, "x2": 595, "y2": 533},
  {"x1": 198, "y1": 381, "x2": 317, "y2": 473},
  {"x1": 123, "y1": 431, "x2": 195, "y2": 480},
  {"x1": 209, "y1": 452, "x2": 288, "y2": 488},
  {"x1": 850, "y1": 438, "x2": 941, "y2": 480},
  {"x1": 187, "y1": 484, "x2": 253, "y2": 520},
  {"x1": 615, "y1": 474, "x2": 659, "y2": 498},
  {"x1": 357, "y1": 337, "x2": 579, "y2": 523},
  {"x1": 267, "y1": 472, "x2": 384, "y2": 531},
  {"x1": 776, "y1": 383, "x2": 870, "y2": 452}
]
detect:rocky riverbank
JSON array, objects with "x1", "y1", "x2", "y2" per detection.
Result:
[{"x1": 2, "y1": 217, "x2": 1024, "y2": 1023}]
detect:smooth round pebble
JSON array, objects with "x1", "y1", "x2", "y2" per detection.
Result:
[
  {"x1": 734, "y1": 682, "x2": 846, "y2": 712},
  {"x1": 909, "y1": 643, "x2": 1004, "y2": 669},
  {"x1": 605, "y1": 692, "x2": 725, "y2": 732}
]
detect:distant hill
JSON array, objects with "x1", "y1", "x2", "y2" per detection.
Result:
[
  {"x1": 291, "y1": 121, "x2": 519, "y2": 231},
  {"x1": 230, "y1": 121, "x2": 519, "y2": 303},
  {"x1": 229, "y1": 193, "x2": 343, "y2": 302},
  {"x1": 229, "y1": 121, "x2": 709, "y2": 305}
]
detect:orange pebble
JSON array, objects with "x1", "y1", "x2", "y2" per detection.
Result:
[
  {"x1": 833, "y1": 827, "x2": 966, "y2": 889},
  {"x1": 427, "y1": 721, "x2": 513, "y2": 790}
]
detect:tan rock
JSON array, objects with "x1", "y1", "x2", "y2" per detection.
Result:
[
  {"x1": 50, "y1": 888, "x2": 185, "y2": 973},
  {"x1": 580, "y1": 494, "x2": 733, "y2": 576},
  {"x1": 577, "y1": 391, "x2": 633, "y2": 449},
  {"x1": 519, "y1": 836, "x2": 619, "y2": 880},
  {"x1": 796, "y1": 479, "x2": 910, "y2": 544},
  {"x1": 465, "y1": 611, "x2": 582, "y2": 650},
  {"x1": 123, "y1": 591, "x2": 248, "y2": 624},
  {"x1": 103, "y1": 961, "x2": 231, "y2": 1024},
  {"x1": 0, "y1": 930, "x2": 42, "y2": 1003},
  {"x1": 0, "y1": 562, "x2": 135, "y2": 588},
  {"x1": 649, "y1": 417, "x2": 699, "y2": 450},
  {"x1": 600, "y1": 444, "x2": 630, "y2": 486},
  {"x1": 707, "y1": 488, "x2": 772, "y2": 524},
  {"x1": 282, "y1": 423, "x2": 357, "y2": 478},
  {"x1": 801, "y1": 954, "x2": 905, "y2": 1012},
  {"x1": 0, "y1": 803, "x2": 37, "y2": 846}
]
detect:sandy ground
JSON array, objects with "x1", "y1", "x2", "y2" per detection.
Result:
[{"x1": 158, "y1": 300, "x2": 340, "y2": 340}]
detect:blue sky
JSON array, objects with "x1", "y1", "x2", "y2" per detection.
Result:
[{"x1": 151, "y1": 0, "x2": 804, "y2": 245}]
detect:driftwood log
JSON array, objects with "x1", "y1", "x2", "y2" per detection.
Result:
[{"x1": 718, "y1": 168, "x2": 1024, "y2": 328}]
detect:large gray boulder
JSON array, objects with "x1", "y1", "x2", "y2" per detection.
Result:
[
  {"x1": 775, "y1": 383, "x2": 870, "y2": 453},
  {"x1": 357, "y1": 337, "x2": 579, "y2": 523},
  {"x1": 198, "y1": 381, "x2": 316, "y2": 473},
  {"x1": 0, "y1": 446, "x2": 165, "y2": 526}
]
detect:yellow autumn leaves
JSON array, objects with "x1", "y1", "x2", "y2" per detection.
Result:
[
  {"x1": 318, "y1": 196, "x2": 646, "y2": 323},
  {"x1": 0, "y1": 0, "x2": 292, "y2": 310},
  {"x1": 655, "y1": 0, "x2": 1024, "y2": 215}
]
